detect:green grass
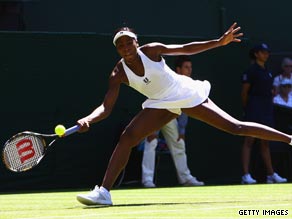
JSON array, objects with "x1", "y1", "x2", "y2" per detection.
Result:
[{"x1": 0, "y1": 184, "x2": 292, "y2": 219}]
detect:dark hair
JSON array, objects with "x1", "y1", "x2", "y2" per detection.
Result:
[
  {"x1": 249, "y1": 43, "x2": 270, "y2": 60},
  {"x1": 113, "y1": 27, "x2": 136, "y2": 36},
  {"x1": 174, "y1": 55, "x2": 191, "y2": 68}
]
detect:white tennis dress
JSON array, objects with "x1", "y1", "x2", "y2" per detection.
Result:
[{"x1": 121, "y1": 48, "x2": 211, "y2": 114}]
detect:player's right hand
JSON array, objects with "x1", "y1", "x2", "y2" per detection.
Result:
[{"x1": 77, "y1": 118, "x2": 90, "y2": 132}]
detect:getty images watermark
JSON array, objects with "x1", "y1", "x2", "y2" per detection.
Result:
[{"x1": 238, "y1": 209, "x2": 289, "y2": 216}]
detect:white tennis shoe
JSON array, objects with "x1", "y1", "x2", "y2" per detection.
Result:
[
  {"x1": 266, "y1": 172, "x2": 287, "y2": 184},
  {"x1": 143, "y1": 181, "x2": 156, "y2": 188},
  {"x1": 182, "y1": 177, "x2": 205, "y2": 186},
  {"x1": 76, "y1": 185, "x2": 113, "y2": 205},
  {"x1": 241, "y1": 173, "x2": 257, "y2": 184}
]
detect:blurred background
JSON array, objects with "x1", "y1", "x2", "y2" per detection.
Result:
[{"x1": 0, "y1": 0, "x2": 291, "y2": 190}]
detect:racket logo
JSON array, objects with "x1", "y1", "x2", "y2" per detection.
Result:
[{"x1": 16, "y1": 139, "x2": 36, "y2": 163}]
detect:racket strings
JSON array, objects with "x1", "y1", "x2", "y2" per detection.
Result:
[{"x1": 3, "y1": 134, "x2": 46, "y2": 172}]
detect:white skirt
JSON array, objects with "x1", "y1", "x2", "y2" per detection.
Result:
[{"x1": 142, "y1": 77, "x2": 211, "y2": 115}]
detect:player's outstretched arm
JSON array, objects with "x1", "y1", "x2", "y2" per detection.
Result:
[
  {"x1": 152, "y1": 22, "x2": 243, "y2": 56},
  {"x1": 77, "y1": 68, "x2": 122, "y2": 132}
]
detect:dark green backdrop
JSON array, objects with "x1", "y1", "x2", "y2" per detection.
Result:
[{"x1": 0, "y1": 32, "x2": 252, "y2": 190}]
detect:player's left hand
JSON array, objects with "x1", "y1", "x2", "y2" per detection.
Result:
[{"x1": 219, "y1": 22, "x2": 243, "y2": 46}]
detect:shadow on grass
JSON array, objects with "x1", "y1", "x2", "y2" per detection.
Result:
[
  {"x1": 83, "y1": 202, "x2": 188, "y2": 209},
  {"x1": 82, "y1": 200, "x2": 245, "y2": 209}
]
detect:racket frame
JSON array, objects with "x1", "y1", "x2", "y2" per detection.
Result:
[{"x1": 2, "y1": 125, "x2": 79, "y2": 172}]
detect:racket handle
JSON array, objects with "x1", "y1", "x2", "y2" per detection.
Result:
[{"x1": 64, "y1": 125, "x2": 80, "y2": 136}]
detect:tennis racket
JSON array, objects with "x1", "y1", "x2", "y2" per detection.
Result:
[{"x1": 2, "y1": 125, "x2": 80, "y2": 172}]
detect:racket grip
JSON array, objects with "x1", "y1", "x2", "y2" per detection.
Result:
[{"x1": 64, "y1": 125, "x2": 80, "y2": 136}]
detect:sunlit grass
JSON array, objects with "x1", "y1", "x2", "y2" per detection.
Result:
[{"x1": 0, "y1": 184, "x2": 291, "y2": 218}]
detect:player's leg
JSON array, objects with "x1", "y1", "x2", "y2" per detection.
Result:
[
  {"x1": 77, "y1": 108, "x2": 177, "y2": 205},
  {"x1": 102, "y1": 108, "x2": 177, "y2": 191},
  {"x1": 141, "y1": 132, "x2": 159, "y2": 187},
  {"x1": 182, "y1": 98, "x2": 292, "y2": 143}
]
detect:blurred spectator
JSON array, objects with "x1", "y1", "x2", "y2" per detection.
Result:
[
  {"x1": 0, "y1": 2, "x2": 25, "y2": 30},
  {"x1": 241, "y1": 43, "x2": 287, "y2": 184},
  {"x1": 273, "y1": 78, "x2": 292, "y2": 108},
  {"x1": 273, "y1": 57, "x2": 292, "y2": 96}
]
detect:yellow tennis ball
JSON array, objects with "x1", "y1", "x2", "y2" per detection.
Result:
[{"x1": 55, "y1": 124, "x2": 66, "y2": 136}]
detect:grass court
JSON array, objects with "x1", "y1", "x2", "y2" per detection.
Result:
[{"x1": 0, "y1": 183, "x2": 291, "y2": 219}]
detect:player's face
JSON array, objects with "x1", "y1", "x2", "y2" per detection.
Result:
[
  {"x1": 255, "y1": 50, "x2": 270, "y2": 63},
  {"x1": 177, "y1": 61, "x2": 192, "y2": 77},
  {"x1": 115, "y1": 36, "x2": 138, "y2": 62}
]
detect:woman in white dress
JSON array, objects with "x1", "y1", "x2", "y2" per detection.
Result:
[{"x1": 76, "y1": 23, "x2": 292, "y2": 206}]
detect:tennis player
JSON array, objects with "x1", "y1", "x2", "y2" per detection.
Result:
[{"x1": 76, "y1": 23, "x2": 292, "y2": 205}]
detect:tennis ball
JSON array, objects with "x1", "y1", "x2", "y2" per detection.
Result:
[{"x1": 55, "y1": 124, "x2": 66, "y2": 136}]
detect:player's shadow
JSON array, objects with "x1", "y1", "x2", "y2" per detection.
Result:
[
  {"x1": 80, "y1": 200, "x2": 246, "y2": 209},
  {"x1": 82, "y1": 202, "x2": 197, "y2": 209}
]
